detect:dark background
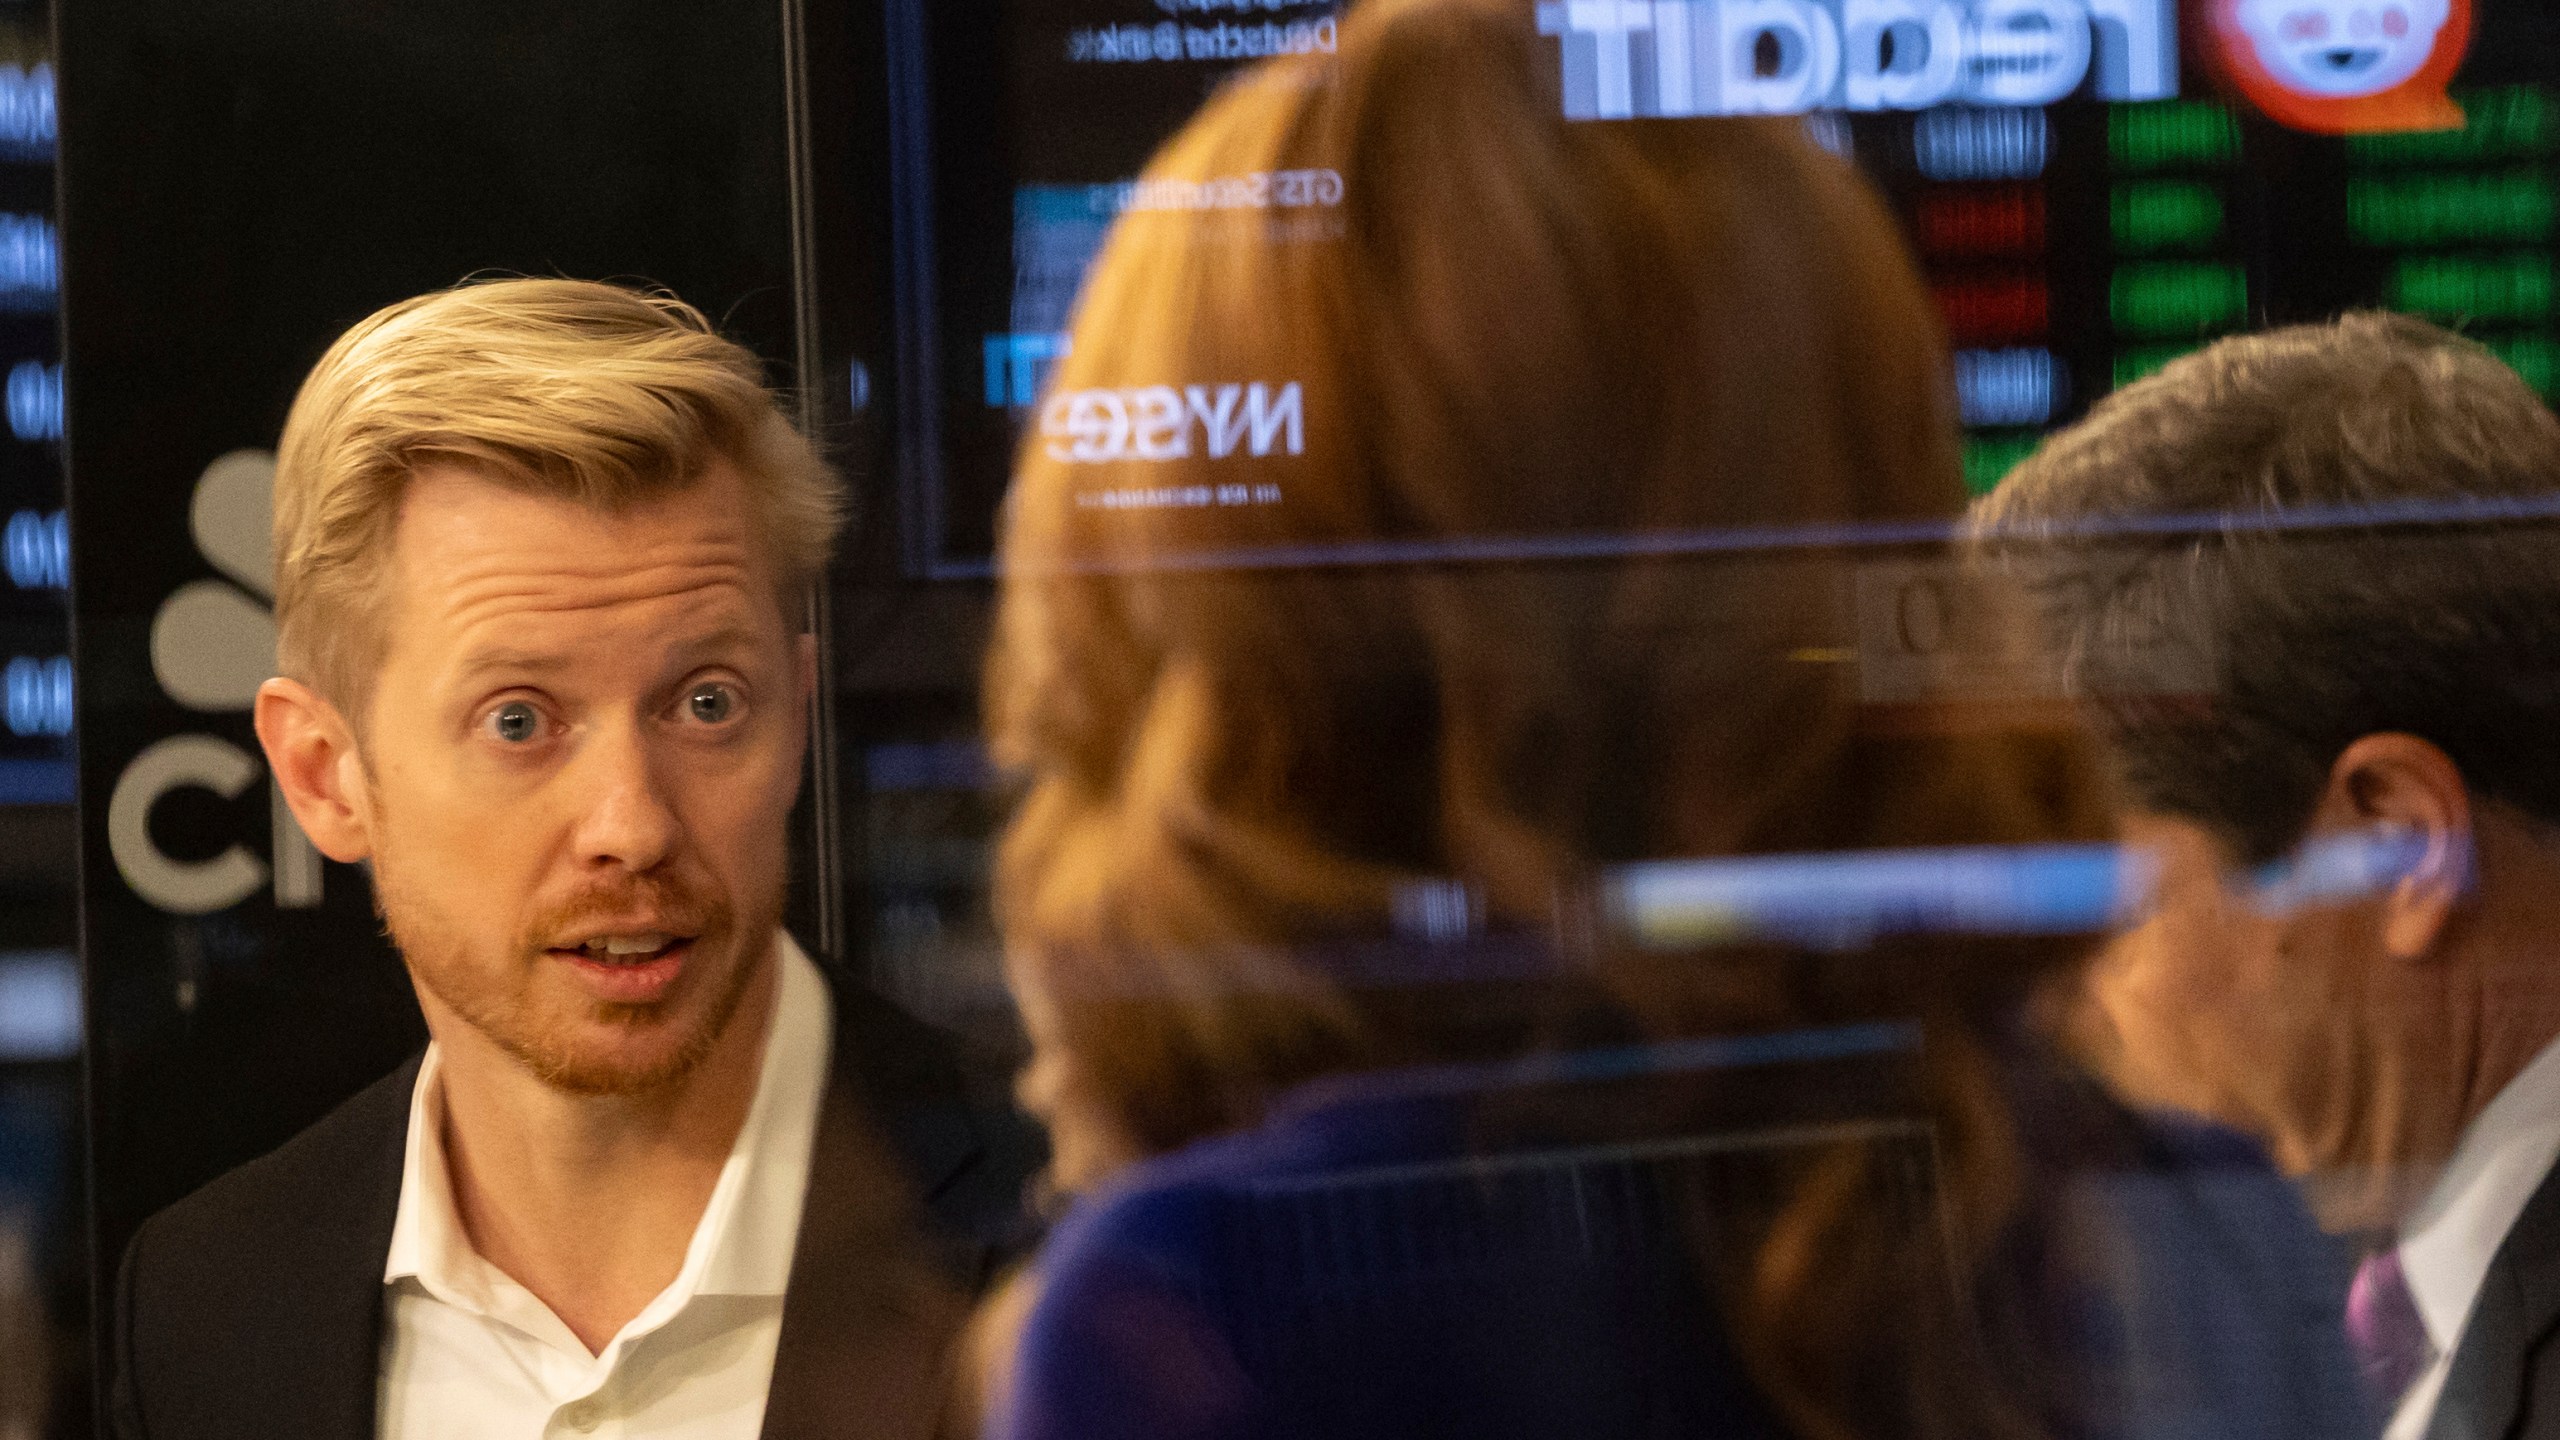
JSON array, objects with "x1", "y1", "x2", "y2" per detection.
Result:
[{"x1": 55, "y1": 3, "x2": 816, "y2": 1432}]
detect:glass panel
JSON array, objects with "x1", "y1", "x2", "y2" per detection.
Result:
[{"x1": 819, "y1": 1, "x2": 2560, "y2": 1434}]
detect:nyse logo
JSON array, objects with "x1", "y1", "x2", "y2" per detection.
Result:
[
  {"x1": 107, "y1": 449, "x2": 326, "y2": 915},
  {"x1": 1536, "y1": 0, "x2": 2176, "y2": 119},
  {"x1": 1040, "y1": 381, "x2": 1305, "y2": 463}
]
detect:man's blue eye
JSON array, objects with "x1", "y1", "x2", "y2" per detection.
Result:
[
  {"x1": 490, "y1": 701, "x2": 540, "y2": 743},
  {"x1": 688, "y1": 684, "x2": 736, "y2": 724}
]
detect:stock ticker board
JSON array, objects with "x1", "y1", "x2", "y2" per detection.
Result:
[
  {"x1": 882, "y1": 0, "x2": 2560, "y2": 571},
  {"x1": 0, "y1": 41, "x2": 62, "y2": 804}
]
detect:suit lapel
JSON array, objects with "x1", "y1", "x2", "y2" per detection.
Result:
[
  {"x1": 163, "y1": 1053, "x2": 412, "y2": 1440},
  {"x1": 298, "y1": 1055, "x2": 414, "y2": 1440},
  {"x1": 2425, "y1": 1157, "x2": 2560, "y2": 1440},
  {"x1": 309, "y1": 1096, "x2": 406, "y2": 1440},
  {"x1": 757, "y1": 984, "x2": 1000, "y2": 1440}
]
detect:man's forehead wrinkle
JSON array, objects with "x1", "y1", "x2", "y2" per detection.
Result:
[
  {"x1": 382, "y1": 472, "x2": 787, "y2": 694},
  {"x1": 395, "y1": 477, "x2": 760, "y2": 581},
  {"x1": 430, "y1": 547, "x2": 761, "y2": 622},
  {"x1": 419, "y1": 563, "x2": 774, "y2": 694},
  {"x1": 429, "y1": 531, "x2": 756, "y2": 582}
]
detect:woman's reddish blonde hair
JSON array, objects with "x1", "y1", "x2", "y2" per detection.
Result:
[{"x1": 988, "y1": 2, "x2": 2107, "y2": 1433}]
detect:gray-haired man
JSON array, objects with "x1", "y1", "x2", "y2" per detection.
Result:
[{"x1": 1976, "y1": 312, "x2": 2560, "y2": 1440}]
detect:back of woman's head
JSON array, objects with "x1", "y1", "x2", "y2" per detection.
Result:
[
  {"x1": 993, "y1": 0, "x2": 2089, "y2": 1090},
  {"x1": 989, "y1": 1, "x2": 2110, "y2": 1432}
]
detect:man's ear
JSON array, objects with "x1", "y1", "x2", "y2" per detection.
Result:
[
  {"x1": 253, "y1": 677, "x2": 376, "y2": 863},
  {"x1": 2310, "y1": 733, "x2": 2472, "y2": 961}
]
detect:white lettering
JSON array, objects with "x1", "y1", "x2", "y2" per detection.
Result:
[
  {"x1": 1188, "y1": 383, "x2": 1249, "y2": 458},
  {"x1": 1066, "y1": 17, "x2": 1338, "y2": 64},
  {"x1": 1965, "y1": 0, "x2": 2089, "y2": 107},
  {"x1": 1040, "y1": 389, "x2": 1134, "y2": 462},
  {"x1": 1536, "y1": 0, "x2": 2170, "y2": 116},
  {"x1": 1716, "y1": 0, "x2": 1844, "y2": 114},
  {"x1": 1653, "y1": 0, "x2": 1698, "y2": 113},
  {"x1": 2081, "y1": 0, "x2": 2173, "y2": 99},
  {"x1": 1114, "y1": 168, "x2": 1345, "y2": 214},
  {"x1": 1043, "y1": 382, "x2": 1309, "y2": 464},
  {"x1": 1075, "y1": 483, "x2": 1287, "y2": 509},
  {"x1": 1153, "y1": 0, "x2": 1332, "y2": 14},
  {"x1": 1130, "y1": 385, "x2": 1189, "y2": 459},
  {"x1": 1245, "y1": 382, "x2": 1303, "y2": 458},
  {"x1": 1843, "y1": 0, "x2": 1964, "y2": 109}
]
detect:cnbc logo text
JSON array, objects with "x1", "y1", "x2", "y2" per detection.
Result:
[
  {"x1": 1535, "y1": 0, "x2": 2175, "y2": 119},
  {"x1": 1040, "y1": 382, "x2": 1305, "y2": 463}
]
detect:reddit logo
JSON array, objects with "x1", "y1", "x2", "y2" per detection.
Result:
[{"x1": 2204, "y1": 0, "x2": 2470, "y2": 133}]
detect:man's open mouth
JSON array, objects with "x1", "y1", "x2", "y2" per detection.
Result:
[
  {"x1": 561, "y1": 931, "x2": 693, "y2": 965},
  {"x1": 545, "y1": 930, "x2": 702, "y2": 1002},
  {"x1": 2317, "y1": 46, "x2": 2383, "y2": 73}
]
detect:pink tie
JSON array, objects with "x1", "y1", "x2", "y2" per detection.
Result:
[{"x1": 2346, "y1": 1246, "x2": 2435, "y2": 1411}]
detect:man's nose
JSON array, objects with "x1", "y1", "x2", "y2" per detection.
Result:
[{"x1": 567, "y1": 722, "x2": 680, "y2": 873}]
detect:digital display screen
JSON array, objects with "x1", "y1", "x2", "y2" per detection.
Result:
[
  {"x1": 877, "y1": 0, "x2": 2560, "y2": 572},
  {"x1": 883, "y1": 0, "x2": 1339, "y2": 572},
  {"x1": 842, "y1": 0, "x2": 2560, "y2": 1040}
]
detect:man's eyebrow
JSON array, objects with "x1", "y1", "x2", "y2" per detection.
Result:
[
  {"x1": 453, "y1": 646, "x2": 577, "y2": 683},
  {"x1": 665, "y1": 625, "x2": 766, "y2": 665},
  {"x1": 452, "y1": 626, "x2": 769, "y2": 688}
]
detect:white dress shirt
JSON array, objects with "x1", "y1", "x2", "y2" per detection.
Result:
[
  {"x1": 2383, "y1": 1034, "x2": 2560, "y2": 1440},
  {"x1": 378, "y1": 936, "x2": 834, "y2": 1440}
]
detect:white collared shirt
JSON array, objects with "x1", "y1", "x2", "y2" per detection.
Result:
[
  {"x1": 2383, "y1": 1034, "x2": 2560, "y2": 1440},
  {"x1": 378, "y1": 936, "x2": 834, "y2": 1440}
]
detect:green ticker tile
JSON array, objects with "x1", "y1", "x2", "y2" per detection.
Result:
[
  {"x1": 2110, "y1": 100, "x2": 2241, "y2": 171},
  {"x1": 2113, "y1": 180, "x2": 2225, "y2": 251},
  {"x1": 1963, "y1": 431, "x2": 2043, "y2": 497},
  {"x1": 2483, "y1": 333, "x2": 2560, "y2": 396},
  {"x1": 2349, "y1": 86, "x2": 2556, "y2": 165},
  {"x1": 2348, "y1": 171, "x2": 2556, "y2": 246},
  {"x1": 2112, "y1": 261, "x2": 2249, "y2": 336},
  {"x1": 2392, "y1": 254, "x2": 2556, "y2": 324}
]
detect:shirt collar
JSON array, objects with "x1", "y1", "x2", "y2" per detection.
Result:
[
  {"x1": 2397, "y1": 1032, "x2": 2560, "y2": 1353},
  {"x1": 383, "y1": 934, "x2": 835, "y2": 1314},
  {"x1": 381, "y1": 1040, "x2": 472, "y2": 1300},
  {"x1": 696, "y1": 934, "x2": 832, "y2": 1296}
]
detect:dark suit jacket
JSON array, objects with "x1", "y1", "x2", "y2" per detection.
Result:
[
  {"x1": 2427, "y1": 1156, "x2": 2560, "y2": 1440},
  {"x1": 108, "y1": 975, "x2": 1045, "y2": 1440}
]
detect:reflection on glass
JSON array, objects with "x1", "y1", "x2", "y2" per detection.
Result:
[
  {"x1": 817, "y1": 1, "x2": 2560, "y2": 1438},
  {"x1": 942, "y1": 3, "x2": 2402, "y2": 1439}
]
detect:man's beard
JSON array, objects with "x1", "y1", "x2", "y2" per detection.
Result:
[{"x1": 373, "y1": 843, "x2": 781, "y2": 1098}]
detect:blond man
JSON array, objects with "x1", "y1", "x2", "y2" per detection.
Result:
[{"x1": 107, "y1": 280, "x2": 1038, "y2": 1440}]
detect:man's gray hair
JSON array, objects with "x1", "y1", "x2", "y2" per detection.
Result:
[{"x1": 1970, "y1": 312, "x2": 2560, "y2": 863}]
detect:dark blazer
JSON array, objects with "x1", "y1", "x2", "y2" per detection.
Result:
[
  {"x1": 2426, "y1": 1156, "x2": 2560, "y2": 1440},
  {"x1": 998, "y1": 1042, "x2": 2370, "y2": 1440},
  {"x1": 109, "y1": 975, "x2": 1045, "y2": 1440}
]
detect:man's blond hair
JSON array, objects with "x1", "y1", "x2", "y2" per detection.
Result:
[{"x1": 272, "y1": 277, "x2": 843, "y2": 717}]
